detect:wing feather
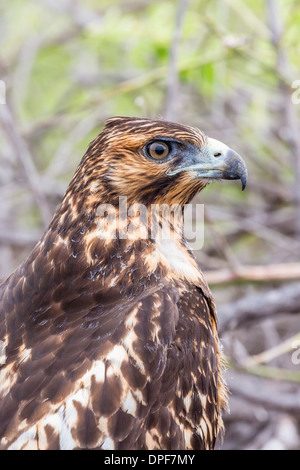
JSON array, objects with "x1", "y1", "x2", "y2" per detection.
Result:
[
  {"x1": 0, "y1": 271, "x2": 179, "y2": 449},
  {"x1": 0, "y1": 272, "x2": 222, "y2": 450}
]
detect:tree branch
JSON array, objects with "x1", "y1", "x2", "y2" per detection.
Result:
[
  {"x1": 219, "y1": 281, "x2": 300, "y2": 333},
  {"x1": 0, "y1": 104, "x2": 52, "y2": 226},
  {"x1": 164, "y1": 0, "x2": 189, "y2": 121},
  {"x1": 205, "y1": 263, "x2": 300, "y2": 285}
]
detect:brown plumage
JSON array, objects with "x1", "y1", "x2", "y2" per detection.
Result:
[{"x1": 0, "y1": 117, "x2": 247, "y2": 450}]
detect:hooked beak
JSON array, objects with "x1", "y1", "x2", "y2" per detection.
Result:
[{"x1": 167, "y1": 137, "x2": 248, "y2": 191}]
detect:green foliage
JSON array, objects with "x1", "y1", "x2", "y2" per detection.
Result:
[{"x1": 0, "y1": 0, "x2": 299, "y2": 265}]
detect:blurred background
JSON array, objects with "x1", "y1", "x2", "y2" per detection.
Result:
[{"x1": 0, "y1": 0, "x2": 300, "y2": 450}]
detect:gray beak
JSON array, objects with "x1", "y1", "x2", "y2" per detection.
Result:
[{"x1": 167, "y1": 137, "x2": 248, "y2": 191}]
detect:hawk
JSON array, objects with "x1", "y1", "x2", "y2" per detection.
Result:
[{"x1": 0, "y1": 117, "x2": 247, "y2": 450}]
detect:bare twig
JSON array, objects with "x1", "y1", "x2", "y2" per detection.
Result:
[
  {"x1": 242, "y1": 331, "x2": 300, "y2": 368},
  {"x1": 266, "y1": 0, "x2": 300, "y2": 234},
  {"x1": 231, "y1": 361, "x2": 300, "y2": 384},
  {"x1": 223, "y1": 0, "x2": 270, "y2": 39},
  {"x1": 204, "y1": 209, "x2": 241, "y2": 273},
  {"x1": 164, "y1": 0, "x2": 189, "y2": 121},
  {"x1": 82, "y1": 51, "x2": 227, "y2": 114},
  {"x1": 47, "y1": 109, "x2": 105, "y2": 177},
  {"x1": 0, "y1": 104, "x2": 52, "y2": 226},
  {"x1": 0, "y1": 230, "x2": 41, "y2": 247},
  {"x1": 227, "y1": 372, "x2": 300, "y2": 413},
  {"x1": 205, "y1": 263, "x2": 300, "y2": 285},
  {"x1": 219, "y1": 282, "x2": 300, "y2": 333}
]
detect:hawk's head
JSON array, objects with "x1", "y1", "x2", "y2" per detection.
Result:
[{"x1": 66, "y1": 116, "x2": 247, "y2": 211}]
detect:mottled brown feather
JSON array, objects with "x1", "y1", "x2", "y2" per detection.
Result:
[{"x1": 0, "y1": 117, "x2": 227, "y2": 450}]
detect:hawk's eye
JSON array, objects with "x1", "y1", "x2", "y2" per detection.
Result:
[{"x1": 147, "y1": 141, "x2": 170, "y2": 160}]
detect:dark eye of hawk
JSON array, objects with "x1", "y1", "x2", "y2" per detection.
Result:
[{"x1": 146, "y1": 141, "x2": 170, "y2": 160}]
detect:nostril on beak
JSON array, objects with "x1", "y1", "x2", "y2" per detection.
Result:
[{"x1": 214, "y1": 152, "x2": 222, "y2": 158}]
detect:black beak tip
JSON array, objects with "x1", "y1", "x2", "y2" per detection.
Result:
[{"x1": 241, "y1": 170, "x2": 248, "y2": 191}]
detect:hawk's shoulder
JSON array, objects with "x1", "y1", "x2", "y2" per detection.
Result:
[{"x1": 0, "y1": 276, "x2": 180, "y2": 449}]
